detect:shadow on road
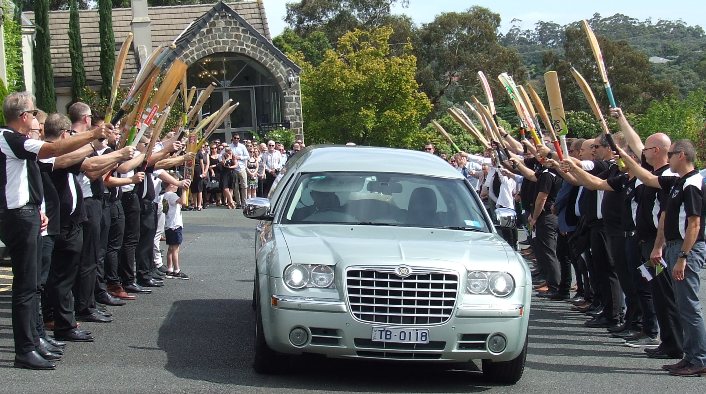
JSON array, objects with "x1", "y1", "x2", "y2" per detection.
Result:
[{"x1": 158, "y1": 299, "x2": 500, "y2": 392}]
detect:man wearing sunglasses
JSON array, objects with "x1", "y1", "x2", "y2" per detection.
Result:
[
  {"x1": 618, "y1": 140, "x2": 706, "y2": 377},
  {"x1": 0, "y1": 92, "x2": 110, "y2": 370}
]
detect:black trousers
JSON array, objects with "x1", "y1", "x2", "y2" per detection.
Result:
[
  {"x1": 639, "y1": 238, "x2": 683, "y2": 353},
  {"x1": 533, "y1": 212, "x2": 562, "y2": 293},
  {"x1": 589, "y1": 223, "x2": 622, "y2": 320},
  {"x1": 47, "y1": 222, "x2": 83, "y2": 332},
  {"x1": 556, "y1": 232, "x2": 573, "y2": 295},
  {"x1": 120, "y1": 192, "x2": 140, "y2": 285},
  {"x1": 75, "y1": 198, "x2": 101, "y2": 314},
  {"x1": 135, "y1": 199, "x2": 157, "y2": 283},
  {"x1": 609, "y1": 232, "x2": 641, "y2": 328},
  {"x1": 94, "y1": 197, "x2": 111, "y2": 301},
  {"x1": 37, "y1": 234, "x2": 55, "y2": 339},
  {"x1": 0, "y1": 206, "x2": 41, "y2": 354},
  {"x1": 105, "y1": 200, "x2": 125, "y2": 285},
  {"x1": 628, "y1": 235, "x2": 658, "y2": 336}
]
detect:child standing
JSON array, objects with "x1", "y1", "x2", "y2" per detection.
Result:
[
  {"x1": 246, "y1": 148, "x2": 259, "y2": 199},
  {"x1": 164, "y1": 179, "x2": 191, "y2": 280}
]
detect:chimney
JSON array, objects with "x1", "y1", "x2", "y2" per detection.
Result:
[{"x1": 131, "y1": 0, "x2": 153, "y2": 66}]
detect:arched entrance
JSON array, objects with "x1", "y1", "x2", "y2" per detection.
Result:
[{"x1": 187, "y1": 52, "x2": 285, "y2": 142}]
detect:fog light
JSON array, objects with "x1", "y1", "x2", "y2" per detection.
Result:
[
  {"x1": 289, "y1": 327, "x2": 309, "y2": 347},
  {"x1": 487, "y1": 334, "x2": 507, "y2": 353}
]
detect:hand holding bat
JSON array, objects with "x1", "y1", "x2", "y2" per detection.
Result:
[
  {"x1": 131, "y1": 172, "x2": 145, "y2": 184},
  {"x1": 119, "y1": 146, "x2": 135, "y2": 160}
]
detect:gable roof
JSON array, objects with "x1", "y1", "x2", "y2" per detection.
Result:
[{"x1": 25, "y1": 1, "x2": 272, "y2": 89}]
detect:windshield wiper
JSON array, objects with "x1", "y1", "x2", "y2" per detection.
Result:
[
  {"x1": 438, "y1": 226, "x2": 486, "y2": 232},
  {"x1": 354, "y1": 222, "x2": 402, "y2": 226}
]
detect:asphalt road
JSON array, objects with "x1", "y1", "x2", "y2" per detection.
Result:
[{"x1": 0, "y1": 207, "x2": 703, "y2": 393}]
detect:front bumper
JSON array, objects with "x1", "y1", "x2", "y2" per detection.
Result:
[{"x1": 264, "y1": 293, "x2": 529, "y2": 362}]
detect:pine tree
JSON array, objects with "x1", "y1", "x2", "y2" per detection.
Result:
[
  {"x1": 98, "y1": 0, "x2": 115, "y2": 100},
  {"x1": 68, "y1": 0, "x2": 87, "y2": 103},
  {"x1": 32, "y1": 0, "x2": 56, "y2": 112}
]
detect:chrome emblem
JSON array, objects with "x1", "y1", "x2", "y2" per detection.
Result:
[{"x1": 395, "y1": 266, "x2": 412, "y2": 278}]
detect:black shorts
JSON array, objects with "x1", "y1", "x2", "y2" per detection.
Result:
[
  {"x1": 165, "y1": 227, "x2": 183, "y2": 245},
  {"x1": 190, "y1": 177, "x2": 204, "y2": 193}
]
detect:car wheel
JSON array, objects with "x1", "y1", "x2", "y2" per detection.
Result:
[
  {"x1": 253, "y1": 296, "x2": 286, "y2": 374},
  {"x1": 481, "y1": 333, "x2": 527, "y2": 385}
]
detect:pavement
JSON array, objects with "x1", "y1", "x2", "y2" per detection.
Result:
[{"x1": 0, "y1": 206, "x2": 704, "y2": 392}]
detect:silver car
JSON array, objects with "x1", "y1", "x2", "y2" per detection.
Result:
[{"x1": 244, "y1": 146, "x2": 531, "y2": 384}]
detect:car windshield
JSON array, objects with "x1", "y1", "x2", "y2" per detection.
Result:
[{"x1": 281, "y1": 172, "x2": 490, "y2": 232}]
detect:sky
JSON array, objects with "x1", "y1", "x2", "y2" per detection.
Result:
[{"x1": 262, "y1": 0, "x2": 705, "y2": 37}]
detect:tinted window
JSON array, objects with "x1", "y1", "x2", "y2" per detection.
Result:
[{"x1": 281, "y1": 172, "x2": 489, "y2": 232}]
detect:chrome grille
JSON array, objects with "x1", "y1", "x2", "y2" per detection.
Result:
[{"x1": 346, "y1": 268, "x2": 458, "y2": 325}]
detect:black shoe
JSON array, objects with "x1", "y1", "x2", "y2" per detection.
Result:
[
  {"x1": 44, "y1": 337, "x2": 66, "y2": 349},
  {"x1": 14, "y1": 350, "x2": 56, "y2": 370},
  {"x1": 36, "y1": 343, "x2": 62, "y2": 361},
  {"x1": 124, "y1": 283, "x2": 152, "y2": 294},
  {"x1": 585, "y1": 316, "x2": 619, "y2": 328},
  {"x1": 54, "y1": 328, "x2": 94, "y2": 342},
  {"x1": 92, "y1": 308, "x2": 112, "y2": 318},
  {"x1": 151, "y1": 269, "x2": 166, "y2": 279},
  {"x1": 76, "y1": 312, "x2": 113, "y2": 323},
  {"x1": 39, "y1": 337, "x2": 63, "y2": 355},
  {"x1": 610, "y1": 329, "x2": 641, "y2": 339},
  {"x1": 137, "y1": 278, "x2": 164, "y2": 288},
  {"x1": 157, "y1": 265, "x2": 169, "y2": 274},
  {"x1": 519, "y1": 239, "x2": 531, "y2": 246},
  {"x1": 587, "y1": 307, "x2": 605, "y2": 317},
  {"x1": 647, "y1": 349, "x2": 684, "y2": 359},
  {"x1": 96, "y1": 293, "x2": 126, "y2": 307},
  {"x1": 606, "y1": 322, "x2": 630, "y2": 333},
  {"x1": 549, "y1": 292, "x2": 571, "y2": 301}
]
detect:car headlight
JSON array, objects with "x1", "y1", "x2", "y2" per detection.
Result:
[
  {"x1": 283, "y1": 264, "x2": 335, "y2": 289},
  {"x1": 466, "y1": 271, "x2": 514, "y2": 297}
]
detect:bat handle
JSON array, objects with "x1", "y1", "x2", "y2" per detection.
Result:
[
  {"x1": 492, "y1": 114, "x2": 499, "y2": 126},
  {"x1": 552, "y1": 140, "x2": 564, "y2": 161},
  {"x1": 605, "y1": 85, "x2": 617, "y2": 108},
  {"x1": 604, "y1": 133, "x2": 626, "y2": 169},
  {"x1": 111, "y1": 109, "x2": 126, "y2": 126},
  {"x1": 559, "y1": 135, "x2": 570, "y2": 160}
]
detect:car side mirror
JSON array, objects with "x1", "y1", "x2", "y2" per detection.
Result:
[
  {"x1": 243, "y1": 197, "x2": 274, "y2": 221},
  {"x1": 494, "y1": 207, "x2": 517, "y2": 229}
]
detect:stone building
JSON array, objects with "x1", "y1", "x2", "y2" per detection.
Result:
[{"x1": 23, "y1": 0, "x2": 302, "y2": 141}]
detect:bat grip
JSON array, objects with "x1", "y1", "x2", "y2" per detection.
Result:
[
  {"x1": 604, "y1": 132, "x2": 626, "y2": 169},
  {"x1": 605, "y1": 85, "x2": 617, "y2": 108},
  {"x1": 111, "y1": 109, "x2": 126, "y2": 126},
  {"x1": 552, "y1": 140, "x2": 564, "y2": 161}
]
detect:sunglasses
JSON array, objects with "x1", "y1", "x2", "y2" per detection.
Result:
[
  {"x1": 642, "y1": 146, "x2": 658, "y2": 153},
  {"x1": 22, "y1": 109, "x2": 39, "y2": 117},
  {"x1": 268, "y1": 144, "x2": 275, "y2": 147},
  {"x1": 590, "y1": 144, "x2": 605, "y2": 149},
  {"x1": 667, "y1": 151, "x2": 682, "y2": 159},
  {"x1": 424, "y1": 147, "x2": 433, "y2": 151}
]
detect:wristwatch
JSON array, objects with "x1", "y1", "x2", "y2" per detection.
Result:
[{"x1": 678, "y1": 251, "x2": 689, "y2": 259}]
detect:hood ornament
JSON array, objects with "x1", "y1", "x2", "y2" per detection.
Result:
[{"x1": 395, "y1": 265, "x2": 412, "y2": 278}]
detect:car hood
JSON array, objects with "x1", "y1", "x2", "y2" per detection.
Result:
[{"x1": 278, "y1": 224, "x2": 514, "y2": 270}]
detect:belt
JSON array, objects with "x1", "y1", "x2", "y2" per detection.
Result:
[
  {"x1": 122, "y1": 191, "x2": 136, "y2": 196},
  {"x1": 624, "y1": 230, "x2": 636, "y2": 237},
  {"x1": 0, "y1": 204, "x2": 38, "y2": 212}
]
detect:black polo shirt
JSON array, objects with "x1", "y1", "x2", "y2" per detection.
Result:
[
  {"x1": 534, "y1": 168, "x2": 561, "y2": 213},
  {"x1": 606, "y1": 174, "x2": 638, "y2": 231},
  {"x1": 635, "y1": 164, "x2": 676, "y2": 241},
  {"x1": 579, "y1": 160, "x2": 611, "y2": 224},
  {"x1": 0, "y1": 127, "x2": 45, "y2": 209},
  {"x1": 50, "y1": 160, "x2": 86, "y2": 227},
  {"x1": 600, "y1": 164, "x2": 624, "y2": 232},
  {"x1": 135, "y1": 165, "x2": 156, "y2": 201},
  {"x1": 659, "y1": 169, "x2": 705, "y2": 242},
  {"x1": 38, "y1": 160, "x2": 60, "y2": 236}
]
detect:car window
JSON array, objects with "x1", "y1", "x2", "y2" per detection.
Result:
[{"x1": 281, "y1": 172, "x2": 490, "y2": 232}]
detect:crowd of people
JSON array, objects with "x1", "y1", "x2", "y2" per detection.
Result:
[
  {"x1": 0, "y1": 92, "x2": 198, "y2": 370},
  {"x1": 428, "y1": 107, "x2": 706, "y2": 377},
  {"x1": 186, "y1": 136, "x2": 303, "y2": 210}
]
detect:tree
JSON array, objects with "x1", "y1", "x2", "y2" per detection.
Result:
[
  {"x1": 98, "y1": 0, "x2": 115, "y2": 100},
  {"x1": 414, "y1": 7, "x2": 526, "y2": 117},
  {"x1": 33, "y1": 0, "x2": 56, "y2": 112},
  {"x1": 301, "y1": 27, "x2": 431, "y2": 147},
  {"x1": 273, "y1": 28, "x2": 332, "y2": 66},
  {"x1": 284, "y1": 0, "x2": 409, "y2": 44},
  {"x1": 68, "y1": 0, "x2": 87, "y2": 103}
]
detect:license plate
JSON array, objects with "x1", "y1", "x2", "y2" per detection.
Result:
[{"x1": 371, "y1": 327, "x2": 429, "y2": 344}]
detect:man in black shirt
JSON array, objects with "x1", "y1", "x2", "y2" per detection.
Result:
[
  {"x1": 0, "y1": 92, "x2": 109, "y2": 369},
  {"x1": 619, "y1": 140, "x2": 706, "y2": 376}
]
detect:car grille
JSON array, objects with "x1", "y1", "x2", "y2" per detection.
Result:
[{"x1": 346, "y1": 268, "x2": 458, "y2": 325}]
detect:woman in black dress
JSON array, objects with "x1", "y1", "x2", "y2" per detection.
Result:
[
  {"x1": 207, "y1": 144, "x2": 222, "y2": 206},
  {"x1": 220, "y1": 148, "x2": 238, "y2": 209}
]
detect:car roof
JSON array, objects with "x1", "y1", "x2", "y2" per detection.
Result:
[{"x1": 292, "y1": 145, "x2": 464, "y2": 179}]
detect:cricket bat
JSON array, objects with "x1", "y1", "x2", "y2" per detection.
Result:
[
  {"x1": 498, "y1": 73, "x2": 542, "y2": 147},
  {"x1": 186, "y1": 83, "x2": 217, "y2": 127},
  {"x1": 119, "y1": 67, "x2": 160, "y2": 148},
  {"x1": 446, "y1": 108, "x2": 489, "y2": 150},
  {"x1": 477, "y1": 71, "x2": 498, "y2": 125},
  {"x1": 105, "y1": 32, "x2": 134, "y2": 122},
  {"x1": 526, "y1": 84, "x2": 564, "y2": 160},
  {"x1": 150, "y1": 59, "x2": 188, "y2": 112},
  {"x1": 544, "y1": 71, "x2": 570, "y2": 158},
  {"x1": 582, "y1": 20, "x2": 617, "y2": 108},
  {"x1": 199, "y1": 102, "x2": 240, "y2": 149},
  {"x1": 431, "y1": 120, "x2": 462, "y2": 153}
]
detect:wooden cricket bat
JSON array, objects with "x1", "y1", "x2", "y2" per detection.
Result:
[
  {"x1": 185, "y1": 86, "x2": 197, "y2": 111},
  {"x1": 105, "y1": 32, "x2": 134, "y2": 121},
  {"x1": 570, "y1": 67, "x2": 611, "y2": 135},
  {"x1": 118, "y1": 67, "x2": 160, "y2": 149},
  {"x1": 466, "y1": 100, "x2": 503, "y2": 143},
  {"x1": 469, "y1": 97, "x2": 514, "y2": 163},
  {"x1": 143, "y1": 105, "x2": 172, "y2": 163},
  {"x1": 431, "y1": 120, "x2": 462, "y2": 153},
  {"x1": 199, "y1": 102, "x2": 240, "y2": 149},
  {"x1": 526, "y1": 84, "x2": 564, "y2": 160},
  {"x1": 446, "y1": 108, "x2": 489, "y2": 149},
  {"x1": 477, "y1": 71, "x2": 498, "y2": 125},
  {"x1": 460, "y1": 101, "x2": 494, "y2": 143},
  {"x1": 518, "y1": 85, "x2": 544, "y2": 141},
  {"x1": 186, "y1": 83, "x2": 217, "y2": 127},
  {"x1": 457, "y1": 106, "x2": 491, "y2": 145},
  {"x1": 498, "y1": 73, "x2": 543, "y2": 147},
  {"x1": 582, "y1": 20, "x2": 617, "y2": 108},
  {"x1": 544, "y1": 71, "x2": 568, "y2": 135},
  {"x1": 150, "y1": 59, "x2": 188, "y2": 112}
]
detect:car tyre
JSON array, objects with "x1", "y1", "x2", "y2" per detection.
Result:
[
  {"x1": 481, "y1": 334, "x2": 527, "y2": 385},
  {"x1": 253, "y1": 296, "x2": 287, "y2": 374}
]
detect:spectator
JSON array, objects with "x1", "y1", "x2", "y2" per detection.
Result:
[{"x1": 164, "y1": 180, "x2": 191, "y2": 280}]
